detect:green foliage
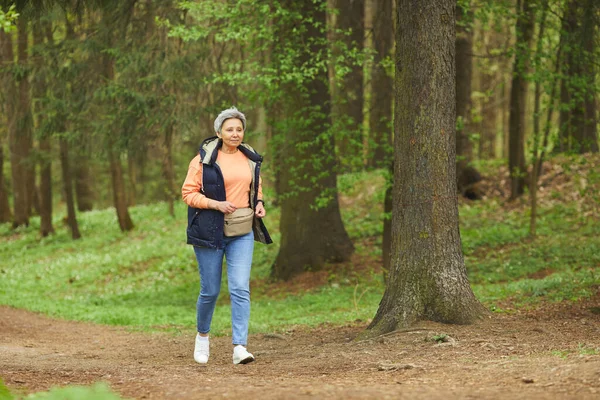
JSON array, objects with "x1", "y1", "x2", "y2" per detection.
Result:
[
  {"x1": 25, "y1": 383, "x2": 123, "y2": 400},
  {"x1": 0, "y1": 380, "x2": 124, "y2": 400},
  {"x1": 430, "y1": 333, "x2": 449, "y2": 343},
  {"x1": 0, "y1": 378, "x2": 14, "y2": 400},
  {"x1": 0, "y1": 4, "x2": 18, "y2": 33}
]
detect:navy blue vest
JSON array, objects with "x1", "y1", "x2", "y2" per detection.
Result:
[{"x1": 186, "y1": 137, "x2": 272, "y2": 248}]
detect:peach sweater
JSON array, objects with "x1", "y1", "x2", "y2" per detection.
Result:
[{"x1": 182, "y1": 151, "x2": 263, "y2": 209}]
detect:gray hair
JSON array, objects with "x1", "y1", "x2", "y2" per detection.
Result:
[{"x1": 213, "y1": 106, "x2": 246, "y2": 134}]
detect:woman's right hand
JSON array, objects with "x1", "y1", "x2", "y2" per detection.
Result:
[{"x1": 212, "y1": 200, "x2": 237, "y2": 214}]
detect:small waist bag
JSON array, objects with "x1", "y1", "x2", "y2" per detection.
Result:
[{"x1": 224, "y1": 208, "x2": 254, "y2": 237}]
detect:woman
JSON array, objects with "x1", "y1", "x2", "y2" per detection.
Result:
[{"x1": 182, "y1": 107, "x2": 272, "y2": 365}]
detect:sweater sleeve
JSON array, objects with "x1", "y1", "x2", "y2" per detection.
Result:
[{"x1": 181, "y1": 155, "x2": 210, "y2": 209}]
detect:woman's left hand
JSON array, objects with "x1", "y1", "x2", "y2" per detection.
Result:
[{"x1": 255, "y1": 202, "x2": 266, "y2": 218}]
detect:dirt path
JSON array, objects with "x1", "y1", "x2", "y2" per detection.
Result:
[{"x1": 1, "y1": 299, "x2": 600, "y2": 400}]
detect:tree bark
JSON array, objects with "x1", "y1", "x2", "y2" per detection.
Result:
[
  {"x1": 38, "y1": 137, "x2": 54, "y2": 236},
  {"x1": 109, "y1": 148, "x2": 134, "y2": 231},
  {"x1": 334, "y1": 0, "x2": 365, "y2": 169},
  {"x1": 272, "y1": 1, "x2": 354, "y2": 281},
  {"x1": 8, "y1": 19, "x2": 32, "y2": 228},
  {"x1": 366, "y1": 0, "x2": 485, "y2": 336},
  {"x1": 0, "y1": 31, "x2": 14, "y2": 224},
  {"x1": 59, "y1": 138, "x2": 81, "y2": 240},
  {"x1": 74, "y1": 153, "x2": 94, "y2": 212},
  {"x1": 382, "y1": 173, "x2": 392, "y2": 281},
  {"x1": 508, "y1": 0, "x2": 534, "y2": 200},
  {"x1": 19, "y1": 18, "x2": 37, "y2": 218},
  {"x1": 127, "y1": 150, "x2": 138, "y2": 207},
  {"x1": 369, "y1": 0, "x2": 394, "y2": 167}
]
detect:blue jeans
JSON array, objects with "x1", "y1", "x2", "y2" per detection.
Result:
[{"x1": 193, "y1": 231, "x2": 254, "y2": 345}]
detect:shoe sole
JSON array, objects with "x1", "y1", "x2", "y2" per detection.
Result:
[{"x1": 234, "y1": 356, "x2": 255, "y2": 365}]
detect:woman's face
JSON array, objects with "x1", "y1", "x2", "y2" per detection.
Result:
[{"x1": 219, "y1": 118, "x2": 245, "y2": 150}]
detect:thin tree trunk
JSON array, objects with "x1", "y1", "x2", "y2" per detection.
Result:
[
  {"x1": 366, "y1": 0, "x2": 485, "y2": 337},
  {"x1": 8, "y1": 19, "x2": 32, "y2": 228},
  {"x1": 39, "y1": 137, "x2": 54, "y2": 236},
  {"x1": 508, "y1": 0, "x2": 534, "y2": 200},
  {"x1": 531, "y1": 40, "x2": 562, "y2": 237},
  {"x1": 529, "y1": 5, "x2": 548, "y2": 238},
  {"x1": 59, "y1": 138, "x2": 81, "y2": 239},
  {"x1": 369, "y1": 0, "x2": 394, "y2": 167},
  {"x1": 272, "y1": 1, "x2": 354, "y2": 281},
  {"x1": 101, "y1": 8, "x2": 134, "y2": 231},
  {"x1": 127, "y1": 150, "x2": 137, "y2": 207},
  {"x1": 74, "y1": 153, "x2": 94, "y2": 212},
  {"x1": 17, "y1": 18, "x2": 36, "y2": 218},
  {"x1": 109, "y1": 148, "x2": 134, "y2": 231},
  {"x1": 0, "y1": 31, "x2": 14, "y2": 224},
  {"x1": 34, "y1": 18, "x2": 55, "y2": 237}
]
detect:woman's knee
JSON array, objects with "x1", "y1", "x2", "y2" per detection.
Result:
[{"x1": 199, "y1": 288, "x2": 220, "y2": 303}]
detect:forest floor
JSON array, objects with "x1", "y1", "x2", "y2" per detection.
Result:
[{"x1": 2, "y1": 295, "x2": 600, "y2": 400}]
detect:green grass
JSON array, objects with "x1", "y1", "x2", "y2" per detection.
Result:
[
  {"x1": 1, "y1": 169, "x2": 599, "y2": 337},
  {"x1": 0, "y1": 380, "x2": 125, "y2": 400}
]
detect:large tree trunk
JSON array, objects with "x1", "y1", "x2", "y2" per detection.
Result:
[
  {"x1": 272, "y1": 1, "x2": 354, "y2": 281},
  {"x1": 508, "y1": 0, "x2": 534, "y2": 200},
  {"x1": 334, "y1": 0, "x2": 365, "y2": 170},
  {"x1": 366, "y1": 0, "x2": 485, "y2": 336},
  {"x1": 59, "y1": 138, "x2": 81, "y2": 240},
  {"x1": 369, "y1": 0, "x2": 394, "y2": 167}
]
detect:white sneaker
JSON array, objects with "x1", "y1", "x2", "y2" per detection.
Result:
[
  {"x1": 232, "y1": 345, "x2": 255, "y2": 365},
  {"x1": 194, "y1": 334, "x2": 209, "y2": 364}
]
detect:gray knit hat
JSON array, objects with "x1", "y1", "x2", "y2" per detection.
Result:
[{"x1": 213, "y1": 106, "x2": 247, "y2": 134}]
